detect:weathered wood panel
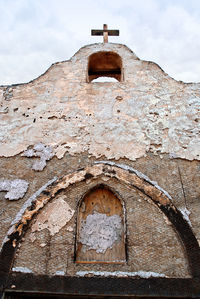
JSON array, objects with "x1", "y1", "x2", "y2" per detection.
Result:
[{"x1": 76, "y1": 187, "x2": 126, "y2": 263}]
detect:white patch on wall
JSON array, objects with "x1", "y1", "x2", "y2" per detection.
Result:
[
  {"x1": 1, "y1": 177, "x2": 57, "y2": 249},
  {"x1": 12, "y1": 267, "x2": 32, "y2": 273},
  {"x1": 55, "y1": 270, "x2": 65, "y2": 276},
  {"x1": 79, "y1": 212, "x2": 122, "y2": 253},
  {"x1": 0, "y1": 179, "x2": 29, "y2": 200},
  {"x1": 31, "y1": 196, "x2": 74, "y2": 236},
  {"x1": 76, "y1": 270, "x2": 166, "y2": 278},
  {"x1": 22, "y1": 143, "x2": 54, "y2": 171},
  {"x1": 179, "y1": 207, "x2": 192, "y2": 227}
]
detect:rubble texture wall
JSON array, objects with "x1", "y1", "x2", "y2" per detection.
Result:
[{"x1": 0, "y1": 43, "x2": 199, "y2": 280}]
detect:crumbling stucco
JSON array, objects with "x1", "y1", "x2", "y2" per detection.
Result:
[
  {"x1": 0, "y1": 43, "x2": 199, "y2": 162},
  {"x1": 22, "y1": 143, "x2": 54, "y2": 171},
  {"x1": 96, "y1": 161, "x2": 173, "y2": 200},
  {"x1": 2, "y1": 163, "x2": 174, "y2": 250},
  {"x1": 6, "y1": 163, "x2": 196, "y2": 278},
  {"x1": 31, "y1": 196, "x2": 74, "y2": 236},
  {"x1": 12, "y1": 267, "x2": 32, "y2": 273},
  {"x1": 0, "y1": 179, "x2": 29, "y2": 200},
  {"x1": 76, "y1": 270, "x2": 166, "y2": 278},
  {"x1": 179, "y1": 207, "x2": 192, "y2": 227},
  {"x1": 55, "y1": 270, "x2": 65, "y2": 276},
  {"x1": 1, "y1": 177, "x2": 57, "y2": 247},
  {"x1": 79, "y1": 212, "x2": 122, "y2": 253},
  {"x1": 0, "y1": 41, "x2": 199, "y2": 293}
]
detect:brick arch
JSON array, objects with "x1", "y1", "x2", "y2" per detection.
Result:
[{"x1": 1, "y1": 161, "x2": 200, "y2": 289}]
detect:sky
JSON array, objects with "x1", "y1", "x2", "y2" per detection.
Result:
[{"x1": 0, "y1": 0, "x2": 200, "y2": 85}]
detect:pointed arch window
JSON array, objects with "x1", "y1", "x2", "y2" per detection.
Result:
[{"x1": 76, "y1": 185, "x2": 126, "y2": 263}]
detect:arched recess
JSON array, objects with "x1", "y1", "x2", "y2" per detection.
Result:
[
  {"x1": 1, "y1": 161, "x2": 200, "y2": 289},
  {"x1": 87, "y1": 51, "x2": 123, "y2": 82},
  {"x1": 76, "y1": 185, "x2": 126, "y2": 263}
]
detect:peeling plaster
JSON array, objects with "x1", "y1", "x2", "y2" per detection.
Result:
[
  {"x1": 0, "y1": 106, "x2": 8, "y2": 114},
  {"x1": 95, "y1": 161, "x2": 173, "y2": 200},
  {"x1": 2, "y1": 163, "x2": 175, "y2": 250},
  {"x1": 1, "y1": 163, "x2": 199, "y2": 280},
  {"x1": 67, "y1": 226, "x2": 73, "y2": 232},
  {"x1": 31, "y1": 196, "x2": 74, "y2": 236},
  {"x1": 0, "y1": 43, "x2": 199, "y2": 161},
  {"x1": 179, "y1": 207, "x2": 192, "y2": 227},
  {"x1": 79, "y1": 212, "x2": 122, "y2": 253},
  {"x1": 55, "y1": 270, "x2": 65, "y2": 276},
  {"x1": 76, "y1": 270, "x2": 166, "y2": 278},
  {"x1": 3, "y1": 87, "x2": 13, "y2": 101},
  {"x1": 1, "y1": 177, "x2": 57, "y2": 248},
  {"x1": 10, "y1": 178, "x2": 57, "y2": 227},
  {"x1": 0, "y1": 179, "x2": 29, "y2": 200},
  {"x1": 12, "y1": 266, "x2": 32, "y2": 273},
  {"x1": 22, "y1": 143, "x2": 54, "y2": 171}
]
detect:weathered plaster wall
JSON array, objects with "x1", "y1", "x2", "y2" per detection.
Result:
[
  {"x1": 0, "y1": 42, "x2": 199, "y2": 281},
  {"x1": 0, "y1": 43, "x2": 199, "y2": 161},
  {"x1": 0, "y1": 179, "x2": 28, "y2": 200}
]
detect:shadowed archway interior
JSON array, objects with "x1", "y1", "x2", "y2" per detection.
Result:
[{"x1": 88, "y1": 51, "x2": 122, "y2": 82}]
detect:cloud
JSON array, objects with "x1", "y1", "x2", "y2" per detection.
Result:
[
  {"x1": 124, "y1": 1, "x2": 200, "y2": 82},
  {"x1": 0, "y1": 0, "x2": 200, "y2": 84}
]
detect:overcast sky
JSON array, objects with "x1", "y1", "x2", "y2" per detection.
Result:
[{"x1": 0, "y1": 0, "x2": 200, "y2": 85}]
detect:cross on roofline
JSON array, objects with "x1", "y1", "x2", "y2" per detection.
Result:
[{"x1": 91, "y1": 24, "x2": 119, "y2": 43}]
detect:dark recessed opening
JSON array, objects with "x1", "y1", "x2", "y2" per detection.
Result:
[{"x1": 88, "y1": 51, "x2": 122, "y2": 82}]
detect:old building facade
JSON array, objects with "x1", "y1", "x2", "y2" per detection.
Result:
[{"x1": 0, "y1": 40, "x2": 200, "y2": 298}]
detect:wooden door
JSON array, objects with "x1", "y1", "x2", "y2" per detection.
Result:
[{"x1": 76, "y1": 186, "x2": 126, "y2": 263}]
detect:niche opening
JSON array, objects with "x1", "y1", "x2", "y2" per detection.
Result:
[
  {"x1": 88, "y1": 51, "x2": 123, "y2": 82},
  {"x1": 76, "y1": 186, "x2": 126, "y2": 263}
]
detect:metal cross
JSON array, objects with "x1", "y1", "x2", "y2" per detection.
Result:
[{"x1": 91, "y1": 24, "x2": 119, "y2": 43}]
